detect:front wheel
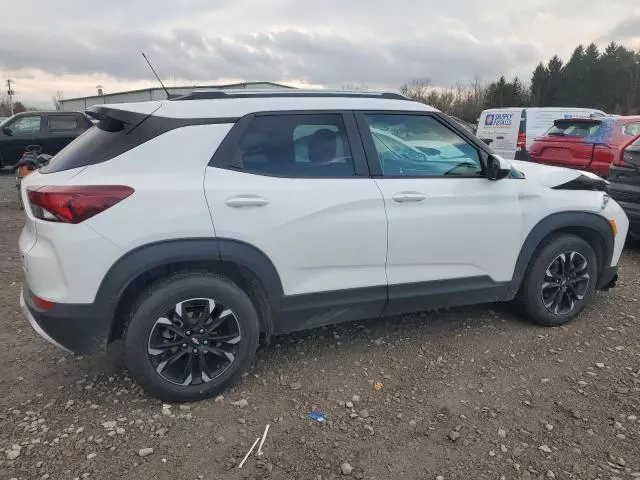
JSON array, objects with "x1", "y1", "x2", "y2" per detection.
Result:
[
  {"x1": 515, "y1": 234, "x2": 598, "y2": 326},
  {"x1": 123, "y1": 272, "x2": 260, "y2": 402}
]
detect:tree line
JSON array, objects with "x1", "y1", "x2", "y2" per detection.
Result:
[{"x1": 400, "y1": 42, "x2": 640, "y2": 123}]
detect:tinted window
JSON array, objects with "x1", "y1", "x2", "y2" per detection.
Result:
[
  {"x1": 49, "y1": 115, "x2": 79, "y2": 131},
  {"x1": 546, "y1": 120, "x2": 602, "y2": 138},
  {"x1": 7, "y1": 115, "x2": 42, "y2": 133},
  {"x1": 238, "y1": 114, "x2": 355, "y2": 177},
  {"x1": 622, "y1": 123, "x2": 640, "y2": 137},
  {"x1": 364, "y1": 114, "x2": 482, "y2": 177}
]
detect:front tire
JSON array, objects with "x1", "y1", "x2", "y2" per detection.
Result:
[
  {"x1": 515, "y1": 234, "x2": 598, "y2": 326},
  {"x1": 123, "y1": 272, "x2": 260, "y2": 402}
]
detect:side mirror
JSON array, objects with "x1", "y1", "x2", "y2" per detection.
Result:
[
  {"x1": 2, "y1": 126, "x2": 12, "y2": 136},
  {"x1": 481, "y1": 138, "x2": 493, "y2": 146},
  {"x1": 486, "y1": 154, "x2": 512, "y2": 181},
  {"x1": 623, "y1": 145, "x2": 640, "y2": 168}
]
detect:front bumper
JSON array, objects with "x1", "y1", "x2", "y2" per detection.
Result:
[
  {"x1": 597, "y1": 266, "x2": 618, "y2": 291},
  {"x1": 20, "y1": 284, "x2": 111, "y2": 355},
  {"x1": 617, "y1": 201, "x2": 640, "y2": 239}
]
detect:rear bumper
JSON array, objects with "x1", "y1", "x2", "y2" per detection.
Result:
[{"x1": 20, "y1": 283, "x2": 110, "y2": 355}]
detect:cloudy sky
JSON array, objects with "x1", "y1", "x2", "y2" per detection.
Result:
[{"x1": 2, "y1": 0, "x2": 640, "y2": 107}]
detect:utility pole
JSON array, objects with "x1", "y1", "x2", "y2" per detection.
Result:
[{"x1": 6, "y1": 79, "x2": 15, "y2": 115}]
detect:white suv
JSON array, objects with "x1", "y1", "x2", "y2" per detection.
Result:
[{"x1": 19, "y1": 90, "x2": 628, "y2": 401}]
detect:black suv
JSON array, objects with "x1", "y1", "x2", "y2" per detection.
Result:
[
  {"x1": 608, "y1": 136, "x2": 640, "y2": 241},
  {"x1": 0, "y1": 111, "x2": 92, "y2": 168}
]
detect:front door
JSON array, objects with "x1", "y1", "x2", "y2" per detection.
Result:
[
  {"x1": 356, "y1": 111, "x2": 523, "y2": 315},
  {"x1": 0, "y1": 114, "x2": 43, "y2": 165},
  {"x1": 204, "y1": 112, "x2": 388, "y2": 332}
]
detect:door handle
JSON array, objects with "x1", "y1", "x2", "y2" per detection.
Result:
[
  {"x1": 496, "y1": 136, "x2": 505, "y2": 139},
  {"x1": 392, "y1": 192, "x2": 427, "y2": 203},
  {"x1": 225, "y1": 195, "x2": 270, "y2": 208}
]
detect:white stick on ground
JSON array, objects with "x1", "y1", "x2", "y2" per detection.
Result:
[
  {"x1": 238, "y1": 437, "x2": 260, "y2": 469},
  {"x1": 256, "y1": 424, "x2": 270, "y2": 456}
]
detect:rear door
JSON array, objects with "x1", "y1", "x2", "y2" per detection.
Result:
[
  {"x1": 204, "y1": 111, "x2": 389, "y2": 330},
  {"x1": 0, "y1": 114, "x2": 43, "y2": 165},
  {"x1": 475, "y1": 109, "x2": 522, "y2": 159},
  {"x1": 529, "y1": 118, "x2": 604, "y2": 169}
]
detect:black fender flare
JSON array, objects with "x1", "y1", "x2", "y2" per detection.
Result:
[
  {"x1": 94, "y1": 237, "x2": 285, "y2": 325},
  {"x1": 506, "y1": 211, "x2": 614, "y2": 298}
]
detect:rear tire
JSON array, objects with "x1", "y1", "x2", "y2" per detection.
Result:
[
  {"x1": 514, "y1": 234, "x2": 598, "y2": 326},
  {"x1": 123, "y1": 272, "x2": 260, "y2": 402}
]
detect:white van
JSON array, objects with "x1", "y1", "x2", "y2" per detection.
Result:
[{"x1": 476, "y1": 107, "x2": 606, "y2": 160}]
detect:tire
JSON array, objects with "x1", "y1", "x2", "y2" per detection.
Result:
[
  {"x1": 123, "y1": 272, "x2": 260, "y2": 402},
  {"x1": 514, "y1": 234, "x2": 598, "y2": 327}
]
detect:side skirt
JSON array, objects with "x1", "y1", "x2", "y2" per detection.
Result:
[{"x1": 272, "y1": 276, "x2": 510, "y2": 335}]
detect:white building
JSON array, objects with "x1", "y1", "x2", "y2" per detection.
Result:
[{"x1": 59, "y1": 81, "x2": 294, "y2": 111}]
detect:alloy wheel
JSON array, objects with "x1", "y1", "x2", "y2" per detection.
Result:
[
  {"x1": 147, "y1": 298, "x2": 241, "y2": 386},
  {"x1": 540, "y1": 251, "x2": 590, "y2": 315}
]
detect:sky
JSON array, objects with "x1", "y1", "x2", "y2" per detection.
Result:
[{"x1": 2, "y1": 0, "x2": 640, "y2": 108}]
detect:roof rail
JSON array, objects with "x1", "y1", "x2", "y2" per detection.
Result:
[{"x1": 172, "y1": 90, "x2": 409, "y2": 101}]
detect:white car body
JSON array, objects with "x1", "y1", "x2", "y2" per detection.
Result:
[{"x1": 18, "y1": 90, "x2": 627, "y2": 359}]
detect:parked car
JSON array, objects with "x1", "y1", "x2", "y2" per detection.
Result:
[
  {"x1": 528, "y1": 116, "x2": 640, "y2": 177},
  {"x1": 608, "y1": 135, "x2": 640, "y2": 240},
  {"x1": 0, "y1": 111, "x2": 92, "y2": 168},
  {"x1": 476, "y1": 107, "x2": 605, "y2": 161},
  {"x1": 19, "y1": 90, "x2": 627, "y2": 401}
]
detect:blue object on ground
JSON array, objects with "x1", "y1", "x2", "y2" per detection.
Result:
[{"x1": 307, "y1": 411, "x2": 327, "y2": 422}]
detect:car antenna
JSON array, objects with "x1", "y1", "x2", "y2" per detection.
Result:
[{"x1": 141, "y1": 52, "x2": 171, "y2": 99}]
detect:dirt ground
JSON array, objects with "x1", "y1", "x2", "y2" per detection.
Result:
[{"x1": 0, "y1": 171, "x2": 638, "y2": 480}]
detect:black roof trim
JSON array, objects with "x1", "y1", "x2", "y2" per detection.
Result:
[{"x1": 172, "y1": 91, "x2": 409, "y2": 102}]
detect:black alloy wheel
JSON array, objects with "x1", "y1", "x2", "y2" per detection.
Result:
[
  {"x1": 147, "y1": 298, "x2": 241, "y2": 386},
  {"x1": 540, "y1": 251, "x2": 590, "y2": 315}
]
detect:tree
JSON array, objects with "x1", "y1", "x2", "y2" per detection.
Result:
[
  {"x1": 13, "y1": 101, "x2": 26, "y2": 114},
  {"x1": 530, "y1": 63, "x2": 549, "y2": 106},
  {"x1": 560, "y1": 45, "x2": 586, "y2": 106},
  {"x1": 545, "y1": 55, "x2": 564, "y2": 106}
]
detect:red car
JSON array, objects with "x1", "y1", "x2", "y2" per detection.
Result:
[{"x1": 529, "y1": 116, "x2": 640, "y2": 177}]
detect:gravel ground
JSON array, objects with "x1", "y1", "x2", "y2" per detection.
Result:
[{"x1": 0, "y1": 171, "x2": 638, "y2": 480}]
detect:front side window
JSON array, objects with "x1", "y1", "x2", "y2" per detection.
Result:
[
  {"x1": 364, "y1": 114, "x2": 482, "y2": 177},
  {"x1": 49, "y1": 115, "x2": 79, "y2": 131},
  {"x1": 7, "y1": 115, "x2": 42, "y2": 134},
  {"x1": 237, "y1": 114, "x2": 355, "y2": 177}
]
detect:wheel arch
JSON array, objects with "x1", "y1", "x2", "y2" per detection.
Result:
[
  {"x1": 506, "y1": 212, "x2": 614, "y2": 298},
  {"x1": 96, "y1": 239, "x2": 284, "y2": 344}
]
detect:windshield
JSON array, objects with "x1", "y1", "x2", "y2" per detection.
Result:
[{"x1": 546, "y1": 120, "x2": 602, "y2": 138}]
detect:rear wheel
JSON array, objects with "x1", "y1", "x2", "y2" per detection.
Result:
[
  {"x1": 515, "y1": 234, "x2": 598, "y2": 326},
  {"x1": 123, "y1": 272, "x2": 260, "y2": 402}
]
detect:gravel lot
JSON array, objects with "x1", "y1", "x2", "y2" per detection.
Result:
[{"x1": 0, "y1": 171, "x2": 638, "y2": 480}]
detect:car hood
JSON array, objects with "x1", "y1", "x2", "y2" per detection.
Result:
[{"x1": 509, "y1": 160, "x2": 608, "y2": 190}]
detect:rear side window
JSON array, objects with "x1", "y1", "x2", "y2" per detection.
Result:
[
  {"x1": 622, "y1": 123, "x2": 640, "y2": 136},
  {"x1": 48, "y1": 115, "x2": 79, "y2": 131},
  {"x1": 546, "y1": 120, "x2": 602, "y2": 138},
  {"x1": 237, "y1": 114, "x2": 355, "y2": 177}
]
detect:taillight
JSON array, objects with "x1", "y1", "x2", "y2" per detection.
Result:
[
  {"x1": 32, "y1": 294, "x2": 55, "y2": 311},
  {"x1": 516, "y1": 132, "x2": 526, "y2": 151},
  {"x1": 27, "y1": 185, "x2": 134, "y2": 224}
]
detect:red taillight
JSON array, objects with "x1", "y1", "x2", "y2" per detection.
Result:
[
  {"x1": 516, "y1": 132, "x2": 526, "y2": 151},
  {"x1": 27, "y1": 185, "x2": 134, "y2": 224},
  {"x1": 32, "y1": 294, "x2": 55, "y2": 311}
]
